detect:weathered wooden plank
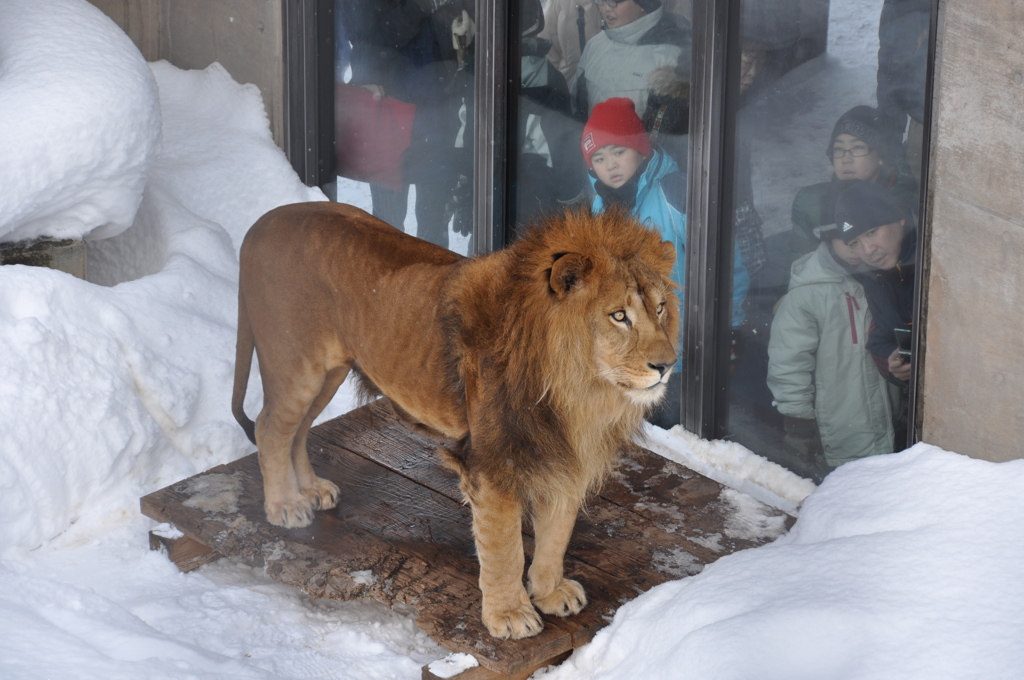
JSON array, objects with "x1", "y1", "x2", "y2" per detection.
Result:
[
  {"x1": 310, "y1": 400, "x2": 462, "y2": 497},
  {"x1": 601, "y1": 445, "x2": 793, "y2": 552},
  {"x1": 140, "y1": 441, "x2": 632, "y2": 677},
  {"x1": 315, "y1": 411, "x2": 699, "y2": 588},
  {"x1": 140, "y1": 456, "x2": 413, "y2": 602},
  {"x1": 148, "y1": 532, "x2": 221, "y2": 572},
  {"x1": 305, "y1": 437, "x2": 643, "y2": 674},
  {"x1": 140, "y1": 451, "x2": 568, "y2": 675},
  {"x1": 312, "y1": 400, "x2": 787, "y2": 583}
]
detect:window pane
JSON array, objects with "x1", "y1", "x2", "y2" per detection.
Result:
[
  {"x1": 512, "y1": 0, "x2": 693, "y2": 426},
  {"x1": 334, "y1": 0, "x2": 476, "y2": 255},
  {"x1": 722, "y1": 0, "x2": 928, "y2": 482}
]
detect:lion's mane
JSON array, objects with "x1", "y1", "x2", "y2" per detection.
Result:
[{"x1": 438, "y1": 207, "x2": 679, "y2": 511}]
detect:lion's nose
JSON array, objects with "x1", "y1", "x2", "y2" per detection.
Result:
[{"x1": 648, "y1": 362, "x2": 670, "y2": 377}]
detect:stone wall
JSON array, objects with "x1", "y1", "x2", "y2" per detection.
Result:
[{"x1": 921, "y1": 0, "x2": 1024, "y2": 460}]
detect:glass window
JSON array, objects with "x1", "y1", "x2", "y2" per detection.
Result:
[
  {"x1": 719, "y1": 0, "x2": 930, "y2": 482},
  {"x1": 512, "y1": 0, "x2": 694, "y2": 427},
  {"x1": 334, "y1": 0, "x2": 476, "y2": 255}
]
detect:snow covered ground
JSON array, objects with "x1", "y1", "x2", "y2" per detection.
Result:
[{"x1": 1, "y1": 1, "x2": 1022, "y2": 679}]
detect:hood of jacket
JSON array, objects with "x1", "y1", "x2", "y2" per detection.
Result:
[
  {"x1": 898, "y1": 227, "x2": 918, "y2": 267},
  {"x1": 588, "y1": 146, "x2": 679, "y2": 204},
  {"x1": 787, "y1": 242, "x2": 858, "y2": 291},
  {"x1": 602, "y1": 8, "x2": 691, "y2": 50},
  {"x1": 603, "y1": 7, "x2": 664, "y2": 45}
]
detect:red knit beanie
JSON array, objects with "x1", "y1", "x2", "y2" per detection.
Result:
[{"x1": 581, "y1": 98, "x2": 653, "y2": 168}]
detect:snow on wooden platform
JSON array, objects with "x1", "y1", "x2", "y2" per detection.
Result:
[{"x1": 141, "y1": 399, "x2": 791, "y2": 680}]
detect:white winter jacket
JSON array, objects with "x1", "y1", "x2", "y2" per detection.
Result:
[{"x1": 575, "y1": 8, "x2": 687, "y2": 117}]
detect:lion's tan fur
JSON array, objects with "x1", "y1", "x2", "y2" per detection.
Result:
[{"x1": 232, "y1": 202, "x2": 679, "y2": 639}]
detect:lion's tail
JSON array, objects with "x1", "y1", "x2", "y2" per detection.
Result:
[{"x1": 231, "y1": 293, "x2": 257, "y2": 445}]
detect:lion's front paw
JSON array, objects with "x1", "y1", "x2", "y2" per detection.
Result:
[
  {"x1": 530, "y1": 578, "x2": 587, "y2": 617},
  {"x1": 482, "y1": 594, "x2": 544, "y2": 640},
  {"x1": 302, "y1": 476, "x2": 340, "y2": 510},
  {"x1": 265, "y1": 496, "x2": 315, "y2": 528}
]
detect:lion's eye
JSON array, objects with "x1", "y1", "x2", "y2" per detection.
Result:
[
  {"x1": 610, "y1": 310, "x2": 629, "y2": 324},
  {"x1": 656, "y1": 301, "x2": 666, "y2": 315}
]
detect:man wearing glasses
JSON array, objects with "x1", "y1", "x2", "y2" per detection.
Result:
[{"x1": 789, "y1": 105, "x2": 918, "y2": 262}]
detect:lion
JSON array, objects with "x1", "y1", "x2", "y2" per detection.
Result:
[{"x1": 232, "y1": 202, "x2": 679, "y2": 639}]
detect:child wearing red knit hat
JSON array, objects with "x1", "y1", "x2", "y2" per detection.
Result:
[
  {"x1": 581, "y1": 96, "x2": 749, "y2": 308},
  {"x1": 582, "y1": 98, "x2": 684, "y2": 282},
  {"x1": 582, "y1": 97, "x2": 654, "y2": 191}
]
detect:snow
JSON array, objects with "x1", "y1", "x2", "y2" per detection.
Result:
[
  {"x1": 0, "y1": 0, "x2": 160, "y2": 243},
  {"x1": 428, "y1": 653, "x2": 481, "y2": 678},
  {"x1": 538, "y1": 445, "x2": 1024, "y2": 680},
  {"x1": 642, "y1": 423, "x2": 816, "y2": 515},
  {"x1": 1, "y1": 1, "x2": 1022, "y2": 679}
]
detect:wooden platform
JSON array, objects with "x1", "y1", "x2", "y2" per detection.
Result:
[{"x1": 141, "y1": 399, "x2": 791, "y2": 679}]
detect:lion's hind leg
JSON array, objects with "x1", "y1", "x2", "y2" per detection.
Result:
[
  {"x1": 255, "y1": 402, "x2": 315, "y2": 528},
  {"x1": 290, "y1": 365, "x2": 348, "y2": 512},
  {"x1": 256, "y1": 365, "x2": 345, "y2": 528},
  {"x1": 465, "y1": 475, "x2": 544, "y2": 640},
  {"x1": 527, "y1": 495, "x2": 587, "y2": 617}
]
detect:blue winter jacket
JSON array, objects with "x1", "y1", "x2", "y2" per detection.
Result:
[{"x1": 590, "y1": 148, "x2": 749, "y2": 327}]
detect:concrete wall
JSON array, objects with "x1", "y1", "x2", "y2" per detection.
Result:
[
  {"x1": 89, "y1": 0, "x2": 285, "y2": 147},
  {"x1": 921, "y1": 0, "x2": 1024, "y2": 460}
]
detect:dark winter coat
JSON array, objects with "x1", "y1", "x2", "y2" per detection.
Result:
[
  {"x1": 341, "y1": 0, "x2": 472, "y2": 187},
  {"x1": 516, "y1": 39, "x2": 588, "y2": 225},
  {"x1": 857, "y1": 229, "x2": 917, "y2": 383},
  {"x1": 876, "y1": 0, "x2": 931, "y2": 133},
  {"x1": 641, "y1": 62, "x2": 690, "y2": 173}
]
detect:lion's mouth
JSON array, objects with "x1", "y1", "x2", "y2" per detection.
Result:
[{"x1": 622, "y1": 381, "x2": 667, "y2": 407}]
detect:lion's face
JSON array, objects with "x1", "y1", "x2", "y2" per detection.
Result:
[{"x1": 592, "y1": 275, "x2": 680, "y2": 407}]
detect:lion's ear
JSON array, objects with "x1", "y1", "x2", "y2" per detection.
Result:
[{"x1": 549, "y1": 252, "x2": 593, "y2": 300}]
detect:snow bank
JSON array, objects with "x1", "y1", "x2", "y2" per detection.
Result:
[
  {"x1": 0, "y1": 56, "x2": 322, "y2": 556},
  {"x1": 0, "y1": 0, "x2": 160, "y2": 242},
  {"x1": 540, "y1": 444, "x2": 1024, "y2": 680},
  {"x1": 0, "y1": 525, "x2": 442, "y2": 679}
]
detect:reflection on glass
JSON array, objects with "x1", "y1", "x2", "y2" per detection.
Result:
[
  {"x1": 515, "y1": 0, "x2": 587, "y2": 227},
  {"x1": 334, "y1": 0, "x2": 475, "y2": 255},
  {"x1": 514, "y1": 0, "x2": 694, "y2": 426},
  {"x1": 723, "y1": 0, "x2": 927, "y2": 483}
]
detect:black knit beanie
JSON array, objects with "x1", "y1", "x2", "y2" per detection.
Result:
[{"x1": 828, "y1": 105, "x2": 897, "y2": 161}]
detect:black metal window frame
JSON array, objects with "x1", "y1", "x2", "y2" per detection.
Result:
[
  {"x1": 283, "y1": 0, "x2": 336, "y2": 197},
  {"x1": 284, "y1": 0, "x2": 939, "y2": 448},
  {"x1": 473, "y1": 0, "x2": 512, "y2": 255}
]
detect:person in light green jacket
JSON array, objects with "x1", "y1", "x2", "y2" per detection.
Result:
[{"x1": 767, "y1": 228, "x2": 896, "y2": 479}]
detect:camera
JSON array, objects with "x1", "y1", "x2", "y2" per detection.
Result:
[{"x1": 894, "y1": 328, "x2": 912, "y2": 359}]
